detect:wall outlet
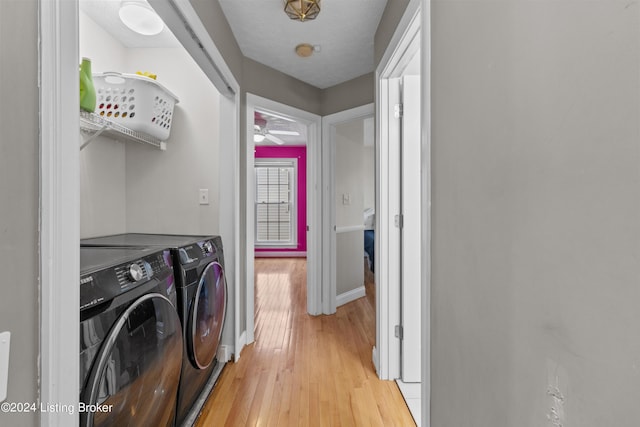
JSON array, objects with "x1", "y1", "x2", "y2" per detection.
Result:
[{"x1": 199, "y1": 189, "x2": 209, "y2": 205}]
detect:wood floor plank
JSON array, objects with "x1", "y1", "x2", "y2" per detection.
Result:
[{"x1": 195, "y1": 258, "x2": 415, "y2": 426}]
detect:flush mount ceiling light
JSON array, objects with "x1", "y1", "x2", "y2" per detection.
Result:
[
  {"x1": 295, "y1": 43, "x2": 314, "y2": 58},
  {"x1": 284, "y1": 0, "x2": 321, "y2": 22},
  {"x1": 119, "y1": 1, "x2": 164, "y2": 36}
]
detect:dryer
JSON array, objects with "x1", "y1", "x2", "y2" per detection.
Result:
[
  {"x1": 80, "y1": 246, "x2": 183, "y2": 427},
  {"x1": 81, "y1": 234, "x2": 228, "y2": 426}
]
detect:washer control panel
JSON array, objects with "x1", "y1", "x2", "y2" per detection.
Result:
[{"x1": 81, "y1": 250, "x2": 172, "y2": 311}]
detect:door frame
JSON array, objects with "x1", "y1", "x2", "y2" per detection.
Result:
[
  {"x1": 420, "y1": 1, "x2": 432, "y2": 425},
  {"x1": 321, "y1": 103, "x2": 374, "y2": 314},
  {"x1": 373, "y1": 0, "x2": 431, "y2": 388},
  {"x1": 40, "y1": 1, "x2": 81, "y2": 425},
  {"x1": 376, "y1": 1, "x2": 432, "y2": 424},
  {"x1": 40, "y1": 1, "x2": 240, "y2": 425},
  {"x1": 400, "y1": 74, "x2": 423, "y2": 383},
  {"x1": 245, "y1": 94, "x2": 323, "y2": 345}
]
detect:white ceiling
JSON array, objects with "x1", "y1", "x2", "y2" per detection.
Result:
[
  {"x1": 79, "y1": 0, "x2": 181, "y2": 48},
  {"x1": 218, "y1": 0, "x2": 388, "y2": 89},
  {"x1": 80, "y1": 0, "x2": 388, "y2": 89}
]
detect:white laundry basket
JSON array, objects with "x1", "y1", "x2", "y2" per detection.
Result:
[{"x1": 93, "y1": 72, "x2": 179, "y2": 141}]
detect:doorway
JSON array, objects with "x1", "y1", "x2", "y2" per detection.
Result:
[
  {"x1": 245, "y1": 94, "x2": 322, "y2": 347},
  {"x1": 40, "y1": 1, "x2": 240, "y2": 423},
  {"x1": 322, "y1": 104, "x2": 375, "y2": 314},
  {"x1": 253, "y1": 109, "x2": 308, "y2": 257},
  {"x1": 375, "y1": 2, "x2": 429, "y2": 426}
]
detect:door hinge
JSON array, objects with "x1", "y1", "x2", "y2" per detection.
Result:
[
  {"x1": 395, "y1": 325, "x2": 403, "y2": 340},
  {"x1": 394, "y1": 214, "x2": 404, "y2": 229},
  {"x1": 394, "y1": 103, "x2": 403, "y2": 119}
]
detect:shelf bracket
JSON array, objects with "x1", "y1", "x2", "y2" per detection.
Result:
[{"x1": 80, "y1": 124, "x2": 108, "y2": 150}]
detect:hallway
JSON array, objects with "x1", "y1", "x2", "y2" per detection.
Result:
[{"x1": 196, "y1": 258, "x2": 415, "y2": 426}]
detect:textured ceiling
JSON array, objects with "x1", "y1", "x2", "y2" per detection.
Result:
[
  {"x1": 218, "y1": 0, "x2": 388, "y2": 89},
  {"x1": 79, "y1": 0, "x2": 388, "y2": 89}
]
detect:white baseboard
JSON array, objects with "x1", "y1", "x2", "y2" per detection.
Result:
[
  {"x1": 254, "y1": 251, "x2": 307, "y2": 258},
  {"x1": 217, "y1": 345, "x2": 231, "y2": 363},
  {"x1": 372, "y1": 346, "x2": 379, "y2": 376},
  {"x1": 336, "y1": 285, "x2": 366, "y2": 307},
  {"x1": 234, "y1": 330, "x2": 247, "y2": 361}
]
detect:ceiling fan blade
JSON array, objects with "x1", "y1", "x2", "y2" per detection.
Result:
[{"x1": 265, "y1": 133, "x2": 285, "y2": 145}]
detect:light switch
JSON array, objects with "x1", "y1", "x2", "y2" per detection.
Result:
[
  {"x1": 342, "y1": 193, "x2": 351, "y2": 205},
  {"x1": 0, "y1": 331, "x2": 10, "y2": 402},
  {"x1": 199, "y1": 189, "x2": 209, "y2": 205}
]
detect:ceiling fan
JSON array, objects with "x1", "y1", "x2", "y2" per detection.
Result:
[
  {"x1": 254, "y1": 124, "x2": 285, "y2": 145},
  {"x1": 254, "y1": 112, "x2": 285, "y2": 144}
]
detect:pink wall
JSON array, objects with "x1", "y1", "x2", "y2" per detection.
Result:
[{"x1": 254, "y1": 145, "x2": 307, "y2": 254}]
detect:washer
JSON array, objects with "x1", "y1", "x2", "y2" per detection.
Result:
[
  {"x1": 80, "y1": 246, "x2": 183, "y2": 427},
  {"x1": 81, "y1": 234, "x2": 227, "y2": 426}
]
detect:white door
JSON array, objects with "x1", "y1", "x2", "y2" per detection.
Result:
[{"x1": 401, "y1": 75, "x2": 422, "y2": 383}]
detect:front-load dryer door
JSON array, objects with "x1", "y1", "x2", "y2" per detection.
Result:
[
  {"x1": 81, "y1": 293, "x2": 183, "y2": 427},
  {"x1": 188, "y1": 261, "x2": 227, "y2": 369}
]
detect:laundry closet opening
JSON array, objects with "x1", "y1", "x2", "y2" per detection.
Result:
[{"x1": 78, "y1": 0, "x2": 224, "y2": 240}]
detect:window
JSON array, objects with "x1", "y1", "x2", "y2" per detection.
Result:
[{"x1": 255, "y1": 159, "x2": 297, "y2": 246}]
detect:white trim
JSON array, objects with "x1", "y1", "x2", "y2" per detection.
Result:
[
  {"x1": 245, "y1": 101, "x2": 256, "y2": 344},
  {"x1": 396, "y1": 380, "x2": 422, "y2": 426},
  {"x1": 374, "y1": 76, "x2": 390, "y2": 379},
  {"x1": 321, "y1": 103, "x2": 375, "y2": 316},
  {"x1": 336, "y1": 286, "x2": 366, "y2": 307},
  {"x1": 234, "y1": 93, "x2": 241, "y2": 361},
  {"x1": 400, "y1": 74, "x2": 422, "y2": 382},
  {"x1": 39, "y1": 0, "x2": 80, "y2": 426},
  {"x1": 374, "y1": 0, "x2": 422, "y2": 382},
  {"x1": 336, "y1": 225, "x2": 365, "y2": 234},
  {"x1": 217, "y1": 91, "x2": 242, "y2": 364},
  {"x1": 246, "y1": 94, "x2": 323, "y2": 345},
  {"x1": 372, "y1": 346, "x2": 380, "y2": 375},
  {"x1": 234, "y1": 331, "x2": 247, "y2": 361},
  {"x1": 421, "y1": 0, "x2": 432, "y2": 425},
  {"x1": 377, "y1": 1, "x2": 422, "y2": 79},
  {"x1": 153, "y1": 0, "x2": 238, "y2": 96},
  {"x1": 216, "y1": 345, "x2": 232, "y2": 363}
]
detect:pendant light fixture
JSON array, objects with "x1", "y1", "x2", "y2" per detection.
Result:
[{"x1": 284, "y1": 0, "x2": 321, "y2": 22}]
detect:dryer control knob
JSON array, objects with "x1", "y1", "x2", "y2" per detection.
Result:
[
  {"x1": 128, "y1": 263, "x2": 144, "y2": 282},
  {"x1": 202, "y1": 241, "x2": 213, "y2": 254}
]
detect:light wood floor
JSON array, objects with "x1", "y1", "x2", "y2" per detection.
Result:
[{"x1": 195, "y1": 258, "x2": 415, "y2": 426}]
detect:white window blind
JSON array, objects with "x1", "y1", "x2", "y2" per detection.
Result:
[{"x1": 255, "y1": 160, "x2": 296, "y2": 245}]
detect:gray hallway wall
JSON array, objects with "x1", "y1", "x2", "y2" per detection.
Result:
[
  {"x1": 0, "y1": 1, "x2": 40, "y2": 426},
  {"x1": 430, "y1": 1, "x2": 640, "y2": 425}
]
